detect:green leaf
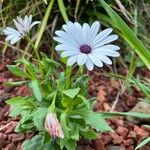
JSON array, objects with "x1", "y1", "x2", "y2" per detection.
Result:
[
  {"x1": 102, "y1": 111, "x2": 150, "y2": 118},
  {"x1": 32, "y1": 108, "x2": 47, "y2": 131},
  {"x1": 9, "y1": 106, "x2": 23, "y2": 117},
  {"x1": 98, "y1": 0, "x2": 150, "y2": 70},
  {"x1": 6, "y1": 96, "x2": 36, "y2": 108},
  {"x1": 57, "y1": 0, "x2": 68, "y2": 22},
  {"x1": 63, "y1": 88, "x2": 80, "y2": 99},
  {"x1": 65, "y1": 139, "x2": 76, "y2": 150},
  {"x1": 22, "y1": 135, "x2": 42, "y2": 150},
  {"x1": 81, "y1": 110, "x2": 113, "y2": 132},
  {"x1": 22, "y1": 135, "x2": 56, "y2": 150},
  {"x1": 81, "y1": 130, "x2": 99, "y2": 140},
  {"x1": 7, "y1": 65, "x2": 28, "y2": 77},
  {"x1": 78, "y1": 95, "x2": 90, "y2": 109},
  {"x1": 29, "y1": 80, "x2": 42, "y2": 101},
  {"x1": 17, "y1": 58, "x2": 37, "y2": 78},
  {"x1": 70, "y1": 126, "x2": 79, "y2": 140},
  {"x1": 60, "y1": 113, "x2": 70, "y2": 149},
  {"x1": 5, "y1": 81, "x2": 28, "y2": 86},
  {"x1": 135, "y1": 137, "x2": 150, "y2": 150},
  {"x1": 6, "y1": 96, "x2": 26, "y2": 105}
]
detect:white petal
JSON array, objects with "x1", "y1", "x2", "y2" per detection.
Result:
[
  {"x1": 96, "y1": 55, "x2": 112, "y2": 64},
  {"x1": 61, "y1": 51, "x2": 80, "y2": 57},
  {"x1": 5, "y1": 35, "x2": 18, "y2": 41},
  {"x1": 91, "y1": 28, "x2": 113, "y2": 47},
  {"x1": 74, "y1": 22, "x2": 84, "y2": 44},
  {"x1": 82, "y1": 23, "x2": 90, "y2": 44},
  {"x1": 53, "y1": 37, "x2": 66, "y2": 44},
  {"x1": 55, "y1": 30, "x2": 79, "y2": 47},
  {"x1": 85, "y1": 57, "x2": 94, "y2": 71},
  {"x1": 89, "y1": 21, "x2": 100, "y2": 43},
  {"x1": 98, "y1": 44, "x2": 120, "y2": 51},
  {"x1": 23, "y1": 15, "x2": 29, "y2": 31},
  {"x1": 55, "y1": 44, "x2": 79, "y2": 51},
  {"x1": 94, "y1": 49, "x2": 120, "y2": 57},
  {"x1": 3, "y1": 27, "x2": 21, "y2": 36},
  {"x1": 13, "y1": 19, "x2": 25, "y2": 34},
  {"x1": 77, "y1": 53, "x2": 87, "y2": 66},
  {"x1": 30, "y1": 21, "x2": 40, "y2": 29},
  {"x1": 93, "y1": 35, "x2": 118, "y2": 49},
  {"x1": 67, "y1": 55, "x2": 79, "y2": 66},
  {"x1": 10, "y1": 37, "x2": 21, "y2": 45},
  {"x1": 63, "y1": 21, "x2": 83, "y2": 45},
  {"x1": 88, "y1": 53, "x2": 103, "y2": 67}
]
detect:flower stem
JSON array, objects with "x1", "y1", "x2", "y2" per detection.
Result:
[
  {"x1": 25, "y1": 35, "x2": 44, "y2": 76},
  {"x1": 66, "y1": 66, "x2": 71, "y2": 89},
  {"x1": 25, "y1": 36, "x2": 41, "y2": 61}
]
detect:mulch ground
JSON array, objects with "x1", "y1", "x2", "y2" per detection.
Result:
[{"x1": 0, "y1": 50, "x2": 150, "y2": 150}]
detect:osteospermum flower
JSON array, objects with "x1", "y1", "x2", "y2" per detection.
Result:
[
  {"x1": 3, "y1": 15, "x2": 40, "y2": 45},
  {"x1": 54, "y1": 21, "x2": 120, "y2": 71},
  {"x1": 45, "y1": 112, "x2": 64, "y2": 139}
]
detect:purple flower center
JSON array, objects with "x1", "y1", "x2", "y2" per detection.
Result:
[{"x1": 80, "y1": 44, "x2": 91, "y2": 54}]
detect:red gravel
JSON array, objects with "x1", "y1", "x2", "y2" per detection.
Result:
[{"x1": 1, "y1": 50, "x2": 150, "y2": 150}]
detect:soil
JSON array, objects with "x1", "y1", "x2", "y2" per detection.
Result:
[{"x1": 0, "y1": 49, "x2": 150, "y2": 150}]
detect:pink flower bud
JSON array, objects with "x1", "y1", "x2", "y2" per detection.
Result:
[{"x1": 45, "y1": 112, "x2": 64, "y2": 139}]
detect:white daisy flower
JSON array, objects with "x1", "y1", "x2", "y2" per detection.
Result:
[
  {"x1": 3, "y1": 15, "x2": 40, "y2": 45},
  {"x1": 54, "y1": 21, "x2": 120, "y2": 71}
]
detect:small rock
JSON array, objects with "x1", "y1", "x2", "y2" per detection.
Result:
[
  {"x1": 134, "y1": 125, "x2": 149, "y2": 140},
  {"x1": 123, "y1": 138, "x2": 134, "y2": 146},
  {"x1": 108, "y1": 145, "x2": 126, "y2": 150},
  {"x1": 109, "y1": 133, "x2": 123, "y2": 144},
  {"x1": 126, "y1": 101, "x2": 150, "y2": 124},
  {"x1": 116, "y1": 126, "x2": 128, "y2": 138},
  {"x1": 4, "y1": 143, "x2": 16, "y2": 150},
  {"x1": 94, "y1": 140, "x2": 105, "y2": 150}
]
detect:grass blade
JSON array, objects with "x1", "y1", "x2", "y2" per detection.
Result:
[
  {"x1": 98, "y1": 0, "x2": 150, "y2": 70},
  {"x1": 57, "y1": 0, "x2": 68, "y2": 22},
  {"x1": 35, "y1": 0, "x2": 55, "y2": 50}
]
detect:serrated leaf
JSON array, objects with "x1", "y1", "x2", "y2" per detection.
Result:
[
  {"x1": 6, "y1": 96, "x2": 26, "y2": 105},
  {"x1": 135, "y1": 137, "x2": 150, "y2": 150},
  {"x1": 29, "y1": 80, "x2": 42, "y2": 101},
  {"x1": 63, "y1": 88, "x2": 80, "y2": 99},
  {"x1": 81, "y1": 110, "x2": 113, "y2": 132},
  {"x1": 32, "y1": 108, "x2": 47, "y2": 131}
]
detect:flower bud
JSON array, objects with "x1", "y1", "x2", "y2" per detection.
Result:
[{"x1": 45, "y1": 112, "x2": 64, "y2": 139}]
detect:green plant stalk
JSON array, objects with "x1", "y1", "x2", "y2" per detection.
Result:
[
  {"x1": 128, "y1": 8, "x2": 138, "y2": 77},
  {"x1": 25, "y1": 36, "x2": 44, "y2": 76},
  {"x1": 35, "y1": 0, "x2": 55, "y2": 50},
  {"x1": 26, "y1": 36, "x2": 41, "y2": 61},
  {"x1": 57, "y1": 0, "x2": 72, "y2": 89},
  {"x1": 57, "y1": 0, "x2": 68, "y2": 22}
]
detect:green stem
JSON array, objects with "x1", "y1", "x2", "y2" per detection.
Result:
[
  {"x1": 25, "y1": 36, "x2": 44, "y2": 76},
  {"x1": 66, "y1": 66, "x2": 71, "y2": 89},
  {"x1": 26, "y1": 36, "x2": 41, "y2": 61}
]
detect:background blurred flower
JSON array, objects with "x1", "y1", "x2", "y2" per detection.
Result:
[
  {"x1": 54, "y1": 21, "x2": 120, "y2": 71},
  {"x1": 3, "y1": 15, "x2": 40, "y2": 45},
  {"x1": 45, "y1": 112, "x2": 64, "y2": 139}
]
